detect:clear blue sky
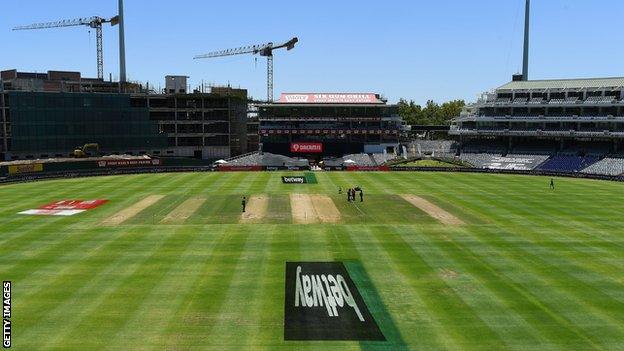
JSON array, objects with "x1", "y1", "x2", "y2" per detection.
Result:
[{"x1": 2, "y1": 0, "x2": 623, "y2": 104}]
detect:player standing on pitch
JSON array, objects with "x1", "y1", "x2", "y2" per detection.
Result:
[
  {"x1": 550, "y1": 178, "x2": 555, "y2": 190},
  {"x1": 242, "y1": 196, "x2": 247, "y2": 212}
]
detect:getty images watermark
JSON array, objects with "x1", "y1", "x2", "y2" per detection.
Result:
[{"x1": 2, "y1": 281, "x2": 10, "y2": 348}]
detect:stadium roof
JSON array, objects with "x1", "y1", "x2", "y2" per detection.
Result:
[{"x1": 497, "y1": 77, "x2": 624, "y2": 91}]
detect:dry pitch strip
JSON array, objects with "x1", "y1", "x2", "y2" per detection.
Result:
[{"x1": 99, "y1": 193, "x2": 462, "y2": 226}]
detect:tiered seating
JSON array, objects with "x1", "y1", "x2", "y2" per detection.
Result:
[
  {"x1": 565, "y1": 96, "x2": 580, "y2": 103},
  {"x1": 581, "y1": 158, "x2": 624, "y2": 176},
  {"x1": 512, "y1": 98, "x2": 528, "y2": 104},
  {"x1": 342, "y1": 153, "x2": 377, "y2": 166},
  {"x1": 227, "y1": 152, "x2": 308, "y2": 167},
  {"x1": 537, "y1": 156, "x2": 599, "y2": 172},
  {"x1": 564, "y1": 143, "x2": 611, "y2": 157},
  {"x1": 372, "y1": 153, "x2": 397, "y2": 165},
  {"x1": 459, "y1": 153, "x2": 548, "y2": 170},
  {"x1": 459, "y1": 153, "x2": 499, "y2": 168},
  {"x1": 462, "y1": 139, "x2": 507, "y2": 153},
  {"x1": 529, "y1": 98, "x2": 545, "y2": 104},
  {"x1": 491, "y1": 154, "x2": 550, "y2": 170},
  {"x1": 584, "y1": 96, "x2": 615, "y2": 104},
  {"x1": 511, "y1": 141, "x2": 557, "y2": 155},
  {"x1": 409, "y1": 140, "x2": 458, "y2": 157}
]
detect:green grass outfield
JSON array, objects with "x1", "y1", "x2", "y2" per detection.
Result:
[{"x1": 1, "y1": 171, "x2": 623, "y2": 350}]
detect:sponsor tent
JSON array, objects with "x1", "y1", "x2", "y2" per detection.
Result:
[{"x1": 214, "y1": 159, "x2": 228, "y2": 164}]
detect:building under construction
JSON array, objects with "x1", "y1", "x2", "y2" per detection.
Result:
[{"x1": 0, "y1": 69, "x2": 249, "y2": 161}]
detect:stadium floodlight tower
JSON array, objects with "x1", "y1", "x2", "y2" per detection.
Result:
[
  {"x1": 118, "y1": 0, "x2": 127, "y2": 84},
  {"x1": 13, "y1": 16, "x2": 120, "y2": 80},
  {"x1": 194, "y1": 37, "x2": 298, "y2": 102},
  {"x1": 522, "y1": 0, "x2": 531, "y2": 81}
]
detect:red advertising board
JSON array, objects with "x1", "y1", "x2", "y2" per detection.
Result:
[
  {"x1": 278, "y1": 93, "x2": 382, "y2": 104},
  {"x1": 290, "y1": 142, "x2": 323, "y2": 153},
  {"x1": 218, "y1": 165, "x2": 263, "y2": 172}
]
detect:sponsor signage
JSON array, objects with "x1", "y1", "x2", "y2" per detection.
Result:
[
  {"x1": 282, "y1": 176, "x2": 307, "y2": 184},
  {"x1": 278, "y1": 93, "x2": 382, "y2": 104},
  {"x1": 346, "y1": 165, "x2": 390, "y2": 172},
  {"x1": 8, "y1": 163, "x2": 43, "y2": 175},
  {"x1": 218, "y1": 165, "x2": 263, "y2": 172},
  {"x1": 19, "y1": 199, "x2": 108, "y2": 216},
  {"x1": 290, "y1": 143, "x2": 323, "y2": 154},
  {"x1": 484, "y1": 156, "x2": 535, "y2": 171},
  {"x1": 97, "y1": 159, "x2": 162, "y2": 167},
  {"x1": 284, "y1": 262, "x2": 385, "y2": 341}
]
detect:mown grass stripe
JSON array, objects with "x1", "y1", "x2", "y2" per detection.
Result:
[
  {"x1": 161, "y1": 226, "x2": 250, "y2": 348},
  {"x1": 426, "y1": 226, "x2": 605, "y2": 350},
  {"x1": 353, "y1": 225, "x2": 462, "y2": 350}
]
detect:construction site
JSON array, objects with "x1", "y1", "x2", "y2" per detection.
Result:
[{"x1": 0, "y1": 0, "x2": 297, "y2": 163}]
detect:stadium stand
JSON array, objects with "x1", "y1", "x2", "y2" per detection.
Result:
[
  {"x1": 537, "y1": 155, "x2": 599, "y2": 172},
  {"x1": 342, "y1": 153, "x2": 378, "y2": 166},
  {"x1": 510, "y1": 141, "x2": 557, "y2": 155},
  {"x1": 581, "y1": 158, "x2": 624, "y2": 176},
  {"x1": 226, "y1": 152, "x2": 308, "y2": 167},
  {"x1": 529, "y1": 97, "x2": 545, "y2": 104},
  {"x1": 372, "y1": 153, "x2": 397, "y2": 165},
  {"x1": 322, "y1": 158, "x2": 345, "y2": 167},
  {"x1": 548, "y1": 98, "x2": 565, "y2": 104},
  {"x1": 565, "y1": 96, "x2": 580, "y2": 104},
  {"x1": 512, "y1": 97, "x2": 528, "y2": 104},
  {"x1": 461, "y1": 140, "x2": 507, "y2": 154},
  {"x1": 408, "y1": 140, "x2": 458, "y2": 157},
  {"x1": 459, "y1": 153, "x2": 548, "y2": 170},
  {"x1": 488, "y1": 154, "x2": 549, "y2": 170},
  {"x1": 584, "y1": 96, "x2": 616, "y2": 104},
  {"x1": 459, "y1": 153, "x2": 498, "y2": 168}
]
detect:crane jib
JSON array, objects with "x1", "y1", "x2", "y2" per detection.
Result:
[{"x1": 193, "y1": 37, "x2": 298, "y2": 102}]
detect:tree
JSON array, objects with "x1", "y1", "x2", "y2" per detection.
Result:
[
  {"x1": 397, "y1": 98, "x2": 422, "y2": 126},
  {"x1": 398, "y1": 98, "x2": 465, "y2": 126}
]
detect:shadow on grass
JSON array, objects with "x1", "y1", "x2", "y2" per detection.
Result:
[{"x1": 345, "y1": 261, "x2": 408, "y2": 351}]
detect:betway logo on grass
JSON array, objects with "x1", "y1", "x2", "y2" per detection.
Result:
[
  {"x1": 284, "y1": 262, "x2": 385, "y2": 341},
  {"x1": 282, "y1": 176, "x2": 306, "y2": 184}
]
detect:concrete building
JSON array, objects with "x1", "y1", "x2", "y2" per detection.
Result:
[
  {"x1": 451, "y1": 76, "x2": 624, "y2": 154},
  {"x1": 0, "y1": 69, "x2": 249, "y2": 161},
  {"x1": 258, "y1": 93, "x2": 407, "y2": 157}
]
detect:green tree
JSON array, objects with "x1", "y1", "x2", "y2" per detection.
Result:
[
  {"x1": 397, "y1": 98, "x2": 422, "y2": 126},
  {"x1": 398, "y1": 98, "x2": 465, "y2": 126}
]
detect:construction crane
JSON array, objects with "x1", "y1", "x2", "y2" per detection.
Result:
[
  {"x1": 194, "y1": 37, "x2": 298, "y2": 102},
  {"x1": 13, "y1": 16, "x2": 119, "y2": 80}
]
